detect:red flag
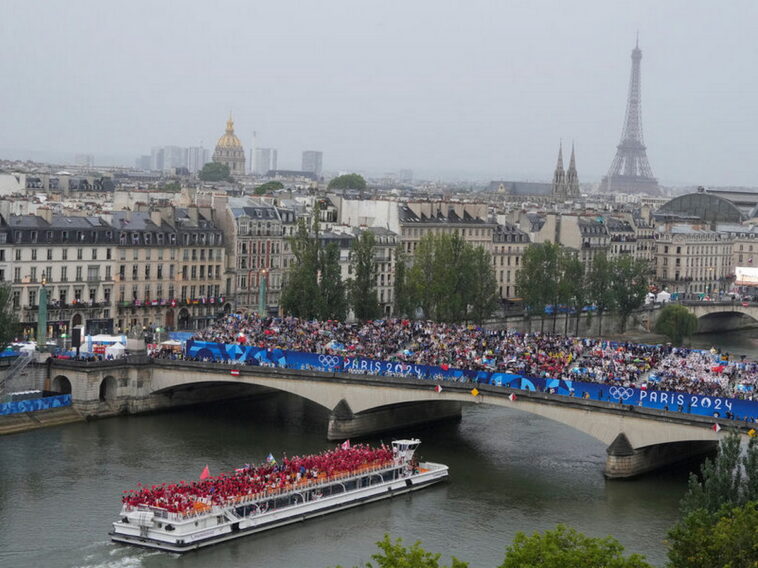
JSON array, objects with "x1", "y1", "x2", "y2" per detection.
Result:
[
  {"x1": 230, "y1": 369, "x2": 240, "y2": 376},
  {"x1": 200, "y1": 465, "x2": 210, "y2": 480},
  {"x1": 341, "y1": 439, "x2": 351, "y2": 450},
  {"x1": 434, "y1": 384, "x2": 443, "y2": 393},
  {"x1": 441, "y1": 364, "x2": 450, "y2": 371},
  {"x1": 509, "y1": 393, "x2": 517, "y2": 402},
  {"x1": 712, "y1": 423, "x2": 721, "y2": 433}
]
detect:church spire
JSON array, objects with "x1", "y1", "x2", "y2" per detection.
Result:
[
  {"x1": 552, "y1": 142, "x2": 566, "y2": 197},
  {"x1": 565, "y1": 142, "x2": 580, "y2": 198}
]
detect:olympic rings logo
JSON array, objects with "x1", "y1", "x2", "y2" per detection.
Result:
[
  {"x1": 609, "y1": 386, "x2": 635, "y2": 401},
  {"x1": 318, "y1": 355, "x2": 341, "y2": 367}
]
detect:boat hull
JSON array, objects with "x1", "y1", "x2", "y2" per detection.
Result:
[{"x1": 111, "y1": 462, "x2": 447, "y2": 553}]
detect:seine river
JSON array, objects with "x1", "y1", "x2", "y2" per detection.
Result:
[{"x1": 1, "y1": 328, "x2": 754, "y2": 568}]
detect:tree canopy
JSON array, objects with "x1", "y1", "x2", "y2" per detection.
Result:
[
  {"x1": 198, "y1": 162, "x2": 231, "y2": 182},
  {"x1": 654, "y1": 303, "x2": 698, "y2": 345},
  {"x1": 404, "y1": 232, "x2": 498, "y2": 323},
  {"x1": 348, "y1": 231, "x2": 381, "y2": 321},
  {"x1": 0, "y1": 283, "x2": 18, "y2": 349},
  {"x1": 500, "y1": 525, "x2": 652, "y2": 568},
  {"x1": 328, "y1": 173, "x2": 367, "y2": 190},
  {"x1": 667, "y1": 431, "x2": 758, "y2": 567},
  {"x1": 609, "y1": 255, "x2": 649, "y2": 332},
  {"x1": 255, "y1": 181, "x2": 284, "y2": 195}
]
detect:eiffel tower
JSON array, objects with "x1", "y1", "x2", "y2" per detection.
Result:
[{"x1": 599, "y1": 38, "x2": 659, "y2": 195}]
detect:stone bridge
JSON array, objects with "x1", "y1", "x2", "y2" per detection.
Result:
[
  {"x1": 44, "y1": 357, "x2": 743, "y2": 479},
  {"x1": 680, "y1": 300, "x2": 758, "y2": 333}
]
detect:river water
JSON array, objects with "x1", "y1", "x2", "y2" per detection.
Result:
[{"x1": 2, "y1": 328, "x2": 756, "y2": 568}]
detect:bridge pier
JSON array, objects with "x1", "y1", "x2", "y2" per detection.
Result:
[
  {"x1": 327, "y1": 399, "x2": 462, "y2": 441},
  {"x1": 604, "y1": 433, "x2": 718, "y2": 479}
]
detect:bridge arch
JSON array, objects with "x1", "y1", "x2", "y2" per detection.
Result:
[
  {"x1": 51, "y1": 375, "x2": 72, "y2": 395},
  {"x1": 99, "y1": 375, "x2": 117, "y2": 402}
]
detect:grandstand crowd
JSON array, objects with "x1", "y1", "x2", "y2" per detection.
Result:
[{"x1": 175, "y1": 314, "x2": 758, "y2": 400}]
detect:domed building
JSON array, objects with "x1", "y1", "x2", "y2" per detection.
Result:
[{"x1": 212, "y1": 114, "x2": 246, "y2": 177}]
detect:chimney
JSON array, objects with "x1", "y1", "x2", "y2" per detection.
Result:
[{"x1": 37, "y1": 206, "x2": 54, "y2": 224}]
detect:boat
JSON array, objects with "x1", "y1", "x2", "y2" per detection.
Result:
[{"x1": 110, "y1": 439, "x2": 448, "y2": 552}]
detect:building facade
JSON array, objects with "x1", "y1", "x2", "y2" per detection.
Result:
[{"x1": 212, "y1": 115, "x2": 246, "y2": 177}]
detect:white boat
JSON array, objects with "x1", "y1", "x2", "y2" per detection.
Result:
[{"x1": 110, "y1": 439, "x2": 448, "y2": 553}]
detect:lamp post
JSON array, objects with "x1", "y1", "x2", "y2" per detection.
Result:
[
  {"x1": 36, "y1": 276, "x2": 48, "y2": 352},
  {"x1": 258, "y1": 269, "x2": 268, "y2": 316}
]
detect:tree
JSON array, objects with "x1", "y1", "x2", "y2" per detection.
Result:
[
  {"x1": 555, "y1": 248, "x2": 584, "y2": 334},
  {"x1": 255, "y1": 181, "x2": 284, "y2": 195},
  {"x1": 654, "y1": 303, "x2": 698, "y2": 345},
  {"x1": 328, "y1": 173, "x2": 367, "y2": 190},
  {"x1": 393, "y1": 251, "x2": 413, "y2": 318},
  {"x1": 318, "y1": 242, "x2": 347, "y2": 320},
  {"x1": 500, "y1": 525, "x2": 652, "y2": 568},
  {"x1": 349, "y1": 231, "x2": 381, "y2": 321},
  {"x1": 587, "y1": 252, "x2": 615, "y2": 336},
  {"x1": 406, "y1": 233, "x2": 498, "y2": 323},
  {"x1": 516, "y1": 242, "x2": 561, "y2": 332},
  {"x1": 667, "y1": 431, "x2": 758, "y2": 567},
  {"x1": 0, "y1": 283, "x2": 18, "y2": 349},
  {"x1": 468, "y1": 247, "x2": 499, "y2": 323},
  {"x1": 281, "y1": 217, "x2": 321, "y2": 318},
  {"x1": 337, "y1": 535, "x2": 468, "y2": 568},
  {"x1": 609, "y1": 256, "x2": 649, "y2": 332},
  {"x1": 666, "y1": 502, "x2": 758, "y2": 568},
  {"x1": 198, "y1": 162, "x2": 231, "y2": 182}
]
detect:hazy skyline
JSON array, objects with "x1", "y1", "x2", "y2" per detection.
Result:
[{"x1": 2, "y1": 1, "x2": 757, "y2": 185}]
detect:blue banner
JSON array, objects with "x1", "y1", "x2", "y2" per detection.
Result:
[
  {"x1": 0, "y1": 394, "x2": 72, "y2": 416},
  {"x1": 185, "y1": 341, "x2": 758, "y2": 422}
]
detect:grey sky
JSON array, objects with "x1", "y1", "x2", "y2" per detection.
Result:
[{"x1": 2, "y1": 0, "x2": 757, "y2": 185}]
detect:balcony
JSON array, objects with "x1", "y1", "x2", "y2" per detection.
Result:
[
  {"x1": 28, "y1": 301, "x2": 111, "y2": 311},
  {"x1": 117, "y1": 296, "x2": 227, "y2": 309}
]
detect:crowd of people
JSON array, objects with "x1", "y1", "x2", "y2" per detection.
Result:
[
  {"x1": 185, "y1": 314, "x2": 758, "y2": 400},
  {"x1": 122, "y1": 443, "x2": 394, "y2": 515}
]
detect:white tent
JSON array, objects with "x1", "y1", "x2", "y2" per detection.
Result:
[
  {"x1": 105, "y1": 342, "x2": 126, "y2": 358},
  {"x1": 656, "y1": 290, "x2": 671, "y2": 303}
]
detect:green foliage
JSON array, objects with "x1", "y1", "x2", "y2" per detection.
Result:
[
  {"x1": 406, "y1": 232, "x2": 498, "y2": 323},
  {"x1": 500, "y1": 525, "x2": 652, "y2": 568},
  {"x1": 348, "y1": 231, "x2": 381, "y2": 321},
  {"x1": 0, "y1": 283, "x2": 18, "y2": 349},
  {"x1": 328, "y1": 173, "x2": 367, "y2": 190},
  {"x1": 318, "y1": 242, "x2": 347, "y2": 320},
  {"x1": 609, "y1": 255, "x2": 649, "y2": 332},
  {"x1": 280, "y1": 207, "x2": 346, "y2": 320},
  {"x1": 337, "y1": 535, "x2": 468, "y2": 568},
  {"x1": 586, "y1": 252, "x2": 615, "y2": 335},
  {"x1": 255, "y1": 181, "x2": 284, "y2": 195},
  {"x1": 516, "y1": 242, "x2": 561, "y2": 329},
  {"x1": 654, "y1": 303, "x2": 698, "y2": 345},
  {"x1": 198, "y1": 162, "x2": 232, "y2": 182},
  {"x1": 666, "y1": 502, "x2": 758, "y2": 568},
  {"x1": 667, "y1": 431, "x2": 758, "y2": 567},
  {"x1": 393, "y1": 251, "x2": 413, "y2": 318},
  {"x1": 680, "y1": 431, "x2": 758, "y2": 518}
]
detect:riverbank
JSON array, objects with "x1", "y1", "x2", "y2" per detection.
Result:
[{"x1": 0, "y1": 406, "x2": 84, "y2": 435}]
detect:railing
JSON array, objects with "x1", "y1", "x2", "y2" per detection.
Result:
[{"x1": 0, "y1": 351, "x2": 34, "y2": 397}]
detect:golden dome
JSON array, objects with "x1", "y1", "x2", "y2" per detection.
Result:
[{"x1": 216, "y1": 113, "x2": 243, "y2": 149}]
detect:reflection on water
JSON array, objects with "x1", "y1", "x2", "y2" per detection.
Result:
[{"x1": 0, "y1": 392, "x2": 690, "y2": 568}]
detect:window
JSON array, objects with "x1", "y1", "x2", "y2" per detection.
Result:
[
  {"x1": 157, "y1": 265, "x2": 163, "y2": 279},
  {"x1": 169, "y1": 265, "x2": 175, "y2": 279},
  {"x1": 31, "y1": 249, "x2": 37, "y2": 261},
  {"x1": 47, "y1": 249, "x2": 53, "y2": 260},
  {"x1": 15, "y1": 249, "x2": 21, "y2": 261},
  {"x1": 77, "y1": 248, "x2": 83, "y2": 260},
  {"x1": 105, "y1": 266, "x2": 111, "y2": 279},
  {"x1": 104, "y1": 288, "x2": 111, "y2": 303},
  {"x1": 45, "y1": 266, "x2": 52, "y2": 281},
  {"x1": 145, "y1": 265, "x2": 151, "y2": 280},
  {"x1": 61, "y1": 266, "x2": 67, "y2": 282},
  {"x1": 87, "y1": 266, "x2": 99, "y2": 281},
  {"x1": 30, "y1": 267, "x2": 37, "y2": 282},
  {"x1": 182, "y1": 266, "x2": 188, "y2": 280},
  {"x1": 29, "y1": 289, "x2": 36, "y2": 307},
  {"x1": 12, "y1": 290, "x2": 20, "y2": 309},
  {"x1": 191, "y1": 266, "x2": 197, "y2": 279},
  {"x1": 92, "y1": 248, "x2": 97, "y2": 260},
  {"x1": 75, "y1": 266, "x2": 82, "y2": 281},
  {"x1": 132, "y1": 265, "x2": 138, "y2": 280},
  {"x1": 59, "y1": 289, "x2": 67, "y2": 304}
]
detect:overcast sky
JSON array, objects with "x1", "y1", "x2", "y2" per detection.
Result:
[{"x1": 2, "y1": 0, "x2": 757, "y2": 185}]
